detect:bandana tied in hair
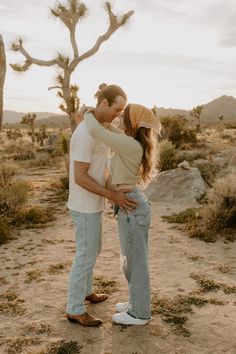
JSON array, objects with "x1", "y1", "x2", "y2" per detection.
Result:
[{"x1": 129, "y1": 104, "x2": 161, "y2": 136}]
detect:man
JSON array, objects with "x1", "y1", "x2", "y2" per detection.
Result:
[{"x1": 66, "y1": 84, "x2": 136, "y2": 326}]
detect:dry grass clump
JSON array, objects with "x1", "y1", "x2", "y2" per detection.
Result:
[
  {"x1": 0, "y1": 276, "x2": 8, "y2": 285},
  {"x1": 162, "y1": 207, "x2": 200, "y2": 224},
  {"x1": 94, "y1": 276, "x2": 119, "y2": 294},
  {"x1": 25, "y1": 269, "x2": 44, "y2": 283},
  {"x1": 190, "y1": 273, "x2": 236, "y2": 294},
  {"x1": 0, "y1": 173, "x2": 53, "y2": 244},
  {"x1": 0, "y1": 289, "x2": 26, "y2": 315},
  {"x1": 0, "y1": 181, "x2": 29, "y2": 214},
  {"x1": 0, "y1": 217, "x2": 12, "y2": 245},
  {"x1": 0, "y1": 336, "x2": 40, "y2": 354},
  {"x1": 151, "y1": 292, "x2": 224, "y2": 337},
  {"x1": 47, "y1": 262, "x2": 69, "y2": 275},
  {"x1": 25, "y1": 153, "x2": 56, "y2": 168},
  {"x1": 0, "y1": 180, "x2": 29, "y2": 245},
  {"x1": 163, "y1": 174, "x2": 236, "y2": 242},
  {"x1": 4, "y1": 140, "x2": 36, "y2": 160},
  {"x1": 13, "y1": 206, "x2": 54, "y2": 228},
  {"x1": 37, "y1": 340, "x2": 82, "y2": 354},
  {"x1": 192, "y1": 158, "x2": 221, "y2": 186},
  {"x1": 216, "y1": 264, "x2": 232, "y2": 274},
  {"x1": 0, "y1": 162, "x2": 19, "y2": 187},
  {"x1": 21, "y1": 321, "x2": 51, "y2": 335}
]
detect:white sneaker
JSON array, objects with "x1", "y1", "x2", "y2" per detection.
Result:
[
  {"x1": 115, "y1": 302, "x2": 130, "y2": 312},
  {"x1": 112, "y1": 311, "x2": 148, "y2": 325}
]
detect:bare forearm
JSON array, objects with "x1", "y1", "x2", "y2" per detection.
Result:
[{"x1": 75, "y1": 173, "x2": 116, "y2": 201}]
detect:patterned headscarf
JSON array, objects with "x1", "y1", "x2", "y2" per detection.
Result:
[{"x1": 129, "y1": 104, "x2": 162, "y2": 136}]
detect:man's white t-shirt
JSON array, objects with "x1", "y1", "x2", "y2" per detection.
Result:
[{"x1": 67, "y1": 119, "x2": 109, "y2": 213}]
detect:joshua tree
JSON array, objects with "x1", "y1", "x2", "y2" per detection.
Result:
[
  {"x1": 190, "y1": 105, "x2": 204, "y2": 131},
  {"x1": 0, "y1": 34, "x2": 6, "y2": 131},
  {"x1": 21, "y1": 113, "x2": 37, "y2": 143},
  {"x1": 152, "y1": 105, "x2": 158, "y2": 117},
  {"x1": 10, "y1": 0, "x2": 134, "y2": 131}
]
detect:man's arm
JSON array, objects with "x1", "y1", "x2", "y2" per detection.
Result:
[{"x1": 74, "y1": 161, "x2": 137, "y2": 210}]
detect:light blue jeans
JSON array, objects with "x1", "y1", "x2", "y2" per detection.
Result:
[
  {"x1": 117, "y1": 187, "x2": 151, "y2": 320},
  {"x1": 66, "y1": 210, "x2": 102, "y2": 315}
]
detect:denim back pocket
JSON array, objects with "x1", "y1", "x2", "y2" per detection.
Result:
[{"x1": 134, "y1": 204, "x2": 151, "y2": 226}]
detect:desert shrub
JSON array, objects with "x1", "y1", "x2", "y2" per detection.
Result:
[
  {"x1": 46, "y1": 131, "x2": 70, "y2": 157},
  {"x1": 0, "y1": 181, "x2": 29, "y2": 216},
  {"x1": 188, "y1": 174, "x2": 236, "y2": 242},
  {"x1": 6, "y1": 129, "x2": 23, "y2": 140},
  {"x1": 162, "y1": 208, "x2": 200, "y2": 224},
  {"x1": 161, "y1": 115, "x2": 198, "y2": 148},
  {"x1": 13, "y1": 206, "x2": 54, "y2": 227},
  {"x1": 0, "y1": 181, "x2": 28, "y2": 245},
  {"x1": 0, "y1": 217, "x2": 12, "y2": 245},
  {"x1": 26, "y1": 153, "x2": 56, "y2": 167},
  {"x1": 192, "y1": 158, "x2": 220, "y2": 186},
  {"x1": 158, "y1": 141, "x2": 180, "y2": 171},
  {"x1": 0, "y1": 163, "x2": 19, "y2": 187},
  {"x1": 13, "y1": 147, "x2": 36, "y2": 160},
  {"x1": 177, "y1": 150, "x2": 208, "y2": 164},
  {"x1": 4, "y1": 140, "x2": 36, "y2": 160}
]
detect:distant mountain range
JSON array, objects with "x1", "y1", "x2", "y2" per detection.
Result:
[
  {"x1": 3, "y1": 111, "x2": 69, "y2": 128},
  {"x1": 3, "y1": 95, "x2": 236, "y2": 127},
  {"x1": 157, "y1": 95, "x2": 236, "y2": 124}
]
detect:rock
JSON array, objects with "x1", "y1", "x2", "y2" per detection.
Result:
[
  {"x1": 144, "y1": 167, "x2": 208, "y2": 206},
  {"x1": 177, "y1": 160, "x2": 191, "y2": 170}
]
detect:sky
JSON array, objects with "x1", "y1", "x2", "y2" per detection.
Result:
[{"x1": 1, "y1": 0, "x2": 236, "y2": 113}]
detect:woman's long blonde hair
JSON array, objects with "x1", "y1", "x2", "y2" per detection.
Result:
[{"x1": 124, "y1": 105, "x2": 157, "y2": 186}]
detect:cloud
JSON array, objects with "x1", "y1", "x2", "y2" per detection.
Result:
[
  {"x1": 83, "y1": 50, "x2": 236, "y2": 78},
  {"x1": 189, "y1": 1, "x2": 236, "y2": 47}
]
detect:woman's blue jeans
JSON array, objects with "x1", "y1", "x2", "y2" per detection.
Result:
[
  {"x1": 117, "y1": 187, "x2": 151, "y2": 320},
  {"x1": 66, "y1": 210, "x2": 102, "y2": 315}
]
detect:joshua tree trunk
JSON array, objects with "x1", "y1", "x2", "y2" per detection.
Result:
[{"x1": 0, "y1": 35, "x2": 6, "y2": 131}]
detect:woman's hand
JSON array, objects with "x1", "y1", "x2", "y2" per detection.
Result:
[{"x1": 74, "y1": 105, "x2": 94, "y2": 125}]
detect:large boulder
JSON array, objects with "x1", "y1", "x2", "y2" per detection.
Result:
[{"x1": 145, "y1": 166, "x2": 208, "y2": 206}]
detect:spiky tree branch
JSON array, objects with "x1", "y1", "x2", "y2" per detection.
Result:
[{"x1": 10, "y1": 0, "x2": 134, "y2": 130}]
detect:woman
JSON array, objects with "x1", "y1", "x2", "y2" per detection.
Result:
[{"x1": 83, "y1": 90, "x2": 161, "y2": 325}]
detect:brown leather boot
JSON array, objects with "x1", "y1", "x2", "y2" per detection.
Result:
[
  {"x1": 66, "y1": 312, "x2": 103, "y2": 327},
  {"x1": 85, "y1": 293, "x2": 108, "y2": 303}
]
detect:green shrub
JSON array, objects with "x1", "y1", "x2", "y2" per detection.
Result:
[
  {"x1": 161, "y1": 115, "x2": 198, "y2": 149},
  {"x1": 158, "y1": 141, "x2": 185, "y2": 171}
]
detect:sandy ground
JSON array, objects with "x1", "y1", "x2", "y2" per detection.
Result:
[{"x1": 0, "y1": 165, "x2": 236, "y2": 354}]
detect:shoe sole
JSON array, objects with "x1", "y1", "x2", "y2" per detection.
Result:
[
  {"x1": 112, "y1": 320, "x2": 148, "y2": 326},
  {"x1": 67, "y1": 316, "x2": 103, "y2": 327}
]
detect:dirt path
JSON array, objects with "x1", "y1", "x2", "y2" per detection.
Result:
[{"x1": 0, "y1": 167, "x2": 236, "y2": 354}]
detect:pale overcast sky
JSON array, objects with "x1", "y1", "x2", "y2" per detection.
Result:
[{"x1": 1, "y1": 0, "x2": 236, "y2": 113}]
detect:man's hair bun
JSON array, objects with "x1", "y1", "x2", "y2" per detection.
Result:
[{"x1": 98, "y1": 83, "x2": 107, "y2": 90}]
